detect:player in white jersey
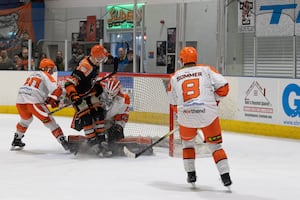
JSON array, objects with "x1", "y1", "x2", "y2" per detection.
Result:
[
  {"x1": 168, "y1": 47, "x2": 232, "y2": 187},
  {"x1": 11, "y1": 58, "x2": 69, "y2": 151}
]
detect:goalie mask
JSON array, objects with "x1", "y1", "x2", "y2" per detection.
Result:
[
  {"x1": 90, "y1": 44, "x2": 108, "y2": 65},
  {"x1": 103, "y1": 77, "x2": 121, "y2": 101},
  {"x1": 178, "y1": 47, "x2": 197, "y2": 67},
  {"x1": 39, "y1": 58, "x2": 57, "y2": 74}
]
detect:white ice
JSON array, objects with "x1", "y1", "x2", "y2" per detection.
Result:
[{"x1": 1, "y1": 114, "x2": 300, "y2": 200}]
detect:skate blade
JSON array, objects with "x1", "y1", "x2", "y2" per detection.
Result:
[
  {"x1": 10, "y1": 146, "x2": 24, "y2": 151},
  {"x1": 190, "y1": 182, "x2": 196, "y2": 188},
  {"x1": 226, "y1": 186, "x2": 232, "y2": 193}
]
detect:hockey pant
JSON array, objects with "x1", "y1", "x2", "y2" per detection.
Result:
[
  {"x1": 180, "y1": 117, "x2": 230, "y2": 175},
  {"x1": 15, "y1": 103, "x2": 65, "y2": 143}
]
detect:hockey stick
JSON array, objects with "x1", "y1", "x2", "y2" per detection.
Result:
[
  {"x1": 47, "y1": 92, "x2": 95, "y2": 115},
  {"x1": 47, "y1": 103, "x2": 71, "y2": 115},
  {"x1": 124, "y1": 128, "x2": 179, "y2": 158},
  {"x1": 48, "y1": 58, "x2": 119, "y2": 115}
]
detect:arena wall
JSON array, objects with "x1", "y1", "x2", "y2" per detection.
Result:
[{"x1": 1, "y1": 71, "x2": 299, "y2": 139}]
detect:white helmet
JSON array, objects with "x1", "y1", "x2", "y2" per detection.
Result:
[{"x1": 103, "y1": 77, "x2": 121, "y2": 100}]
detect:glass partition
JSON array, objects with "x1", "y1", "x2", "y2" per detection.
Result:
[
  {"x1": 0, "y1": 1, "x2": 220, "y2": 74},
  {"x1": 1, "y1": 1, "x2": 299, "y2": 78},
  {"x1": 225, "y1": 0, "x2": 300, "y2": 78}
]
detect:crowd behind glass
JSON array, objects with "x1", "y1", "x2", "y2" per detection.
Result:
[{"x1": 0, "y1": 37, "x2": 137, "y2": 72}]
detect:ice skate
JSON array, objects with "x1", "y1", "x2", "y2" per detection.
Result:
[
  {"x1": 221, "y1": 172, "x2": 232, "y2": 191},
  {"x1": 11, "y1": 133, "x2": 25, "y2": 151},
  {"x1": 59, "y1": 136, "x2": 70, "y2": 151},
  {"x1": 187, "y1": 171, "x2": 197, "y2": 187}
]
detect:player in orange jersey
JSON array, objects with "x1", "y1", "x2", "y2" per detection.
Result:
[
  {"x1": 67, "y1": 77, "x2": 153, "y2": 157},
  {"x1": 64, "y1": 44, "x2": 109, "y2": 156},
  {"x1": 11, "y1": 58, "x2": 69, "y2": 151},
  {"x1": 167, "y1": 47, "x2": 232, "y2": 187}
]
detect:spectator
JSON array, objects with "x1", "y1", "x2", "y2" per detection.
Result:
[
  {"x1": 13, "y1": 54, "x2": 23, "y2": 70},
  {"x1": 0, "y1": 49, "x2": 15, "y2": 70},
  {"x1": 125, "y1": 49, "x2": 141, "y2": 72},
  {"x1": 19, "y1": 47, "x2": 35, "y2": 70},
  {"x1": 20, "y1": 31, "x2": 30, "y2": 49},
  {"x1": 68, "y1": 48, "x2": 85, "y2": 71},
  {"x1": 117, "y1": 47, "x2": 128, "y2": 72},
  {"x1": 37, "y1": 52, "x2": 47, "y2": 68},
  {"x1": 55, "y1": 50, "x2": 65, "y2": 71}
]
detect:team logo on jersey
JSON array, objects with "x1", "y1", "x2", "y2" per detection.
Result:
[{"x1": 183, "y1": 108, "x2": 205, "y2": 114}]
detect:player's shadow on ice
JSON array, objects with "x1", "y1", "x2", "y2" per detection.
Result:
[
  {"x1": 12, "y1": 149, "x2": 68, "y2": 156},
  {"x1": 149, "y1": 181, "x2": 226, "y2": 193},
  {"x1": 149, "y1": 181, "x2": 272, "y2": 200}
]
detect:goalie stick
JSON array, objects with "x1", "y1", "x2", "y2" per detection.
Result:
[
  {"x1": 48, "y1": 57, "x2": 118, "y2": 115},
  {"x1": 124, "y1": 128, "x2": 179, "y2": 158}
]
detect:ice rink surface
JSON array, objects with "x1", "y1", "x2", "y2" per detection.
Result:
[{"x1": 1, "y1": 114, "x2": 300, "y2": 200}]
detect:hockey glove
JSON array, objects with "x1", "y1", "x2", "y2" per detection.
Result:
[
  {"x1": 69, "y1": 92, "x2": 82, "y2": 105},
  {"x1": 45, "y1": 96, "x2": 60, "y2": 108}
]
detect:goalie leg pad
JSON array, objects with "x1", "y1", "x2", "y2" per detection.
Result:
[
  {"x1": 67, "y1": 135, "x2": 89, "y2": 154},
  {"x1": 117, "y1": 137, "x2": 153, "y2": 156}
]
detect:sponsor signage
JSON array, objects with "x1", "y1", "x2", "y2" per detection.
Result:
[
  {"x1": 236, "y1": 77, "x2": 300, "y2": 127},
  {"x1": 106, "y1": 3, "x2": 144, "y2": 30},
  {"x1": 256, "y1": 0, "x2": 300, "y2": 36}
]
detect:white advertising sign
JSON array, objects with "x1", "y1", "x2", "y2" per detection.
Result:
[
  {"x1": 236, "y1": 77, "x2": 300, "y2": 127},
  {"x1": 237, "y1": 77, "x2": 278, "y2": 124}
]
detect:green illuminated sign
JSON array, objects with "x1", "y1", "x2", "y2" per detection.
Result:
[{"x1": 106, "y1": 3, "x2": 144, "y2": 30}]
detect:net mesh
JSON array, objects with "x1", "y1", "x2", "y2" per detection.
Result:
[{"x1": 116, "y1": 73, "x2": 211, "y2": 157}]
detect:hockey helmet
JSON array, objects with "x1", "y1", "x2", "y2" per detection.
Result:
[
  {"x1": 179, "y1": 47, "x2": 197, "y2": 66},
  {"x1": 39, "y1": 58, "x2": 57, "y2": 74},
  {"x1": 90, "y1": 44, "x2": 108, "y2": 64},
  {"x1": 103, "y1": 77, "x2": 121, "y2": 100}
]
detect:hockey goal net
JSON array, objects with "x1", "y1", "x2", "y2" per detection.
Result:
[{"x1": 109, "y1": 72, "x2": 210, "y2": 157}]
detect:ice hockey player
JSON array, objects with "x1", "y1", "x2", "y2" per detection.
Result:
[
  {"x1": 11, "y1": 58, "x2": 69, "y2": 151},
  {"x1": 64, "y1": 44, "x2": 108, "y2": 155},
  {"x1": 167, "y1": 47, "x2": 232, "y2": 187},
  {"x1": 67, "y1": 76, "x2": 153, "y2": 157}
]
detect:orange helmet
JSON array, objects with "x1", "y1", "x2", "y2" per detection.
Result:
[
  {"x1": 39, "y1": 58, "x2": 56, "y2": 74},
  {"x1": 179, "y1": 47, "x2": 197, "y2": 65},
  {"x1": 90, "y1": 44, "x2": 108, "y2": 63}
]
